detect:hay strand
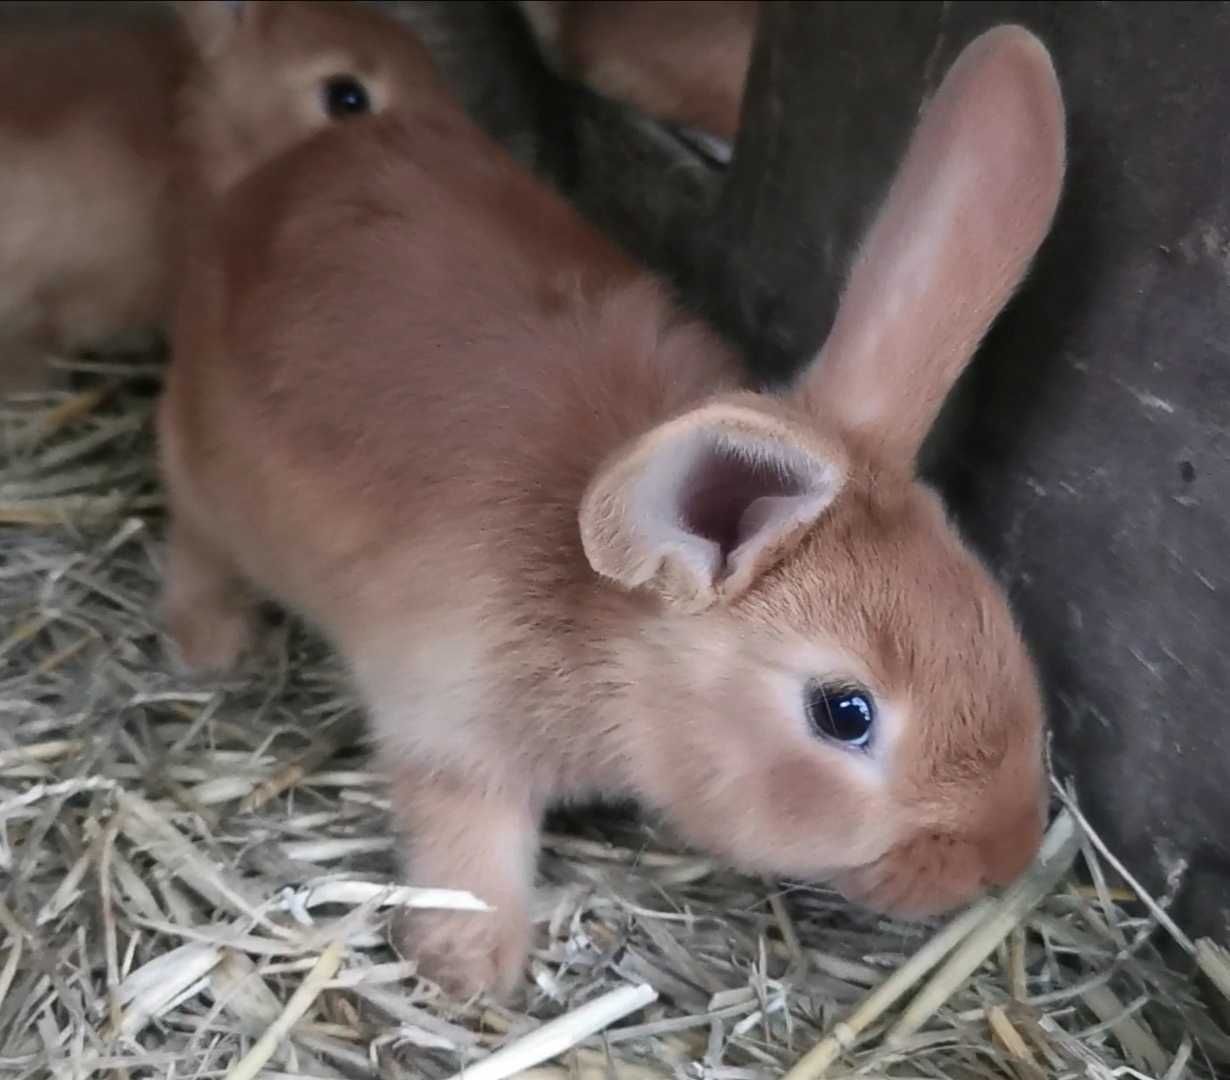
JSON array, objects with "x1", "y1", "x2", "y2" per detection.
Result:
[
  {"x1": 442, "y1": 982, "x2": 658, "y2": 1080},
  {"x1": 782, "y1": 896, "x2": 996, "y2": 1080},
  {"x1": 222, "y1": 940, "x2": 344, "y2": 1080},
  {"x1": 885, "y1": 809, "x2": 1082, "y2": 1046},
  {"x1": 1197, "y1": 939, "x2": 1230, "y2": 1003}
]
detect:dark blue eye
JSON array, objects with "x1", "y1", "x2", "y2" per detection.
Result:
[
  {"x1": 806, "y1": 685, "x2": 875, "y2": 748},
  {"x1": 323, "y1": 75, "x2": 371, "y2": 118}
]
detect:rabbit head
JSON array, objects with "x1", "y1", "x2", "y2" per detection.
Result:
[
  {"x1": 582, "y1": 26, "x2": 1065, "y2": 917},
  {"x1": 174, "y1": 0, "x2": 444, "y2": 197}
]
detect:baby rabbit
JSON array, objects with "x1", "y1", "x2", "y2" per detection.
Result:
[
  {"x1": 0, "y1": 4, "x2": 185, "y2": 394},
  {"x1": 519, "y1": 0, "x2": 757, "y2": 147},
  {"x1": 170, "y1": 1, "x2": 447, "y2": 203},
  {"x1": 159, "y1": 5, "x2": 1065, "y2": 1002}
]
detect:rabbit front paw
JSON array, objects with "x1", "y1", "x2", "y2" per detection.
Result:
[
  {"x1": 160, "y1": 517, "x2": 259, "y2": 673},
  {"x1": 391, "y1": 903, "x2": 529, "y2": 1001},
  {"x1": 164, "y1": 598, "x2": 258, "y2": 673}
]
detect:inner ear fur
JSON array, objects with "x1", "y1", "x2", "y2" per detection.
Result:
[{"x1": 579, "y1": 397, "x2": 848, "y2": 612}]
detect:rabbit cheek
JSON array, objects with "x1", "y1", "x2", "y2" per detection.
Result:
[
  {"x1": 758, "y1": 755, "x2": 870, "y2": 866},
  {"x1": 760, "y1": 753, "x2": 899, "y2": 871},
  {"x1": 659, "y1": 747, "x2": 894, "y2": 881}
]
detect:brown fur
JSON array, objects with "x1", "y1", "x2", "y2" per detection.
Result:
[
  {"x1": 0, "y1": 0, "x2": 446, "y2": 397},
  {"x1": 519, "y1": 0, "x2": 757, "y2": 142},
  {"x1": 173, "y1": 0, "x2": 447, "y2": 201},
  {"x1": 0, "y1": 7, "x2": 186, "y2": 394},
  {"x1": 159, "y1": 10, "x2": 1065, "y2": 1000}
]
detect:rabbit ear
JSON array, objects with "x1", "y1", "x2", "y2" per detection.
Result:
[
  {"x1": 794, "y1": 26, "x2": 1066, "y2": 465},
  {"x1": 176, "y1": 1, "x2": 245, "y2": 58},
  {"x1": 580, "y1": 400, "x2": 847, "y2": 611}
]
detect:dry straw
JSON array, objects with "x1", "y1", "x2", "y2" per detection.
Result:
[{"x1": 2, "y1": 368, "x2": 1229, "y2": 1079}]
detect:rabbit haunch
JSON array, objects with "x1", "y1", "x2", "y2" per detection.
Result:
[{"x1": 158, "y1": 5, "x2": 1064, "y2": 1000}]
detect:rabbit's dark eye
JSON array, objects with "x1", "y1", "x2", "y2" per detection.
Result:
[
  {"x1": 323, "y1": 74, "x2": 371, "y2": 118},
  {"x1": 806, "y1": 684, "x2": 875, "y2": 749}
]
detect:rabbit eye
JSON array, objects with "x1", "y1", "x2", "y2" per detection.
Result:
[
  {"x1": 323, "y1": 74, "x2": 371, "y2": 118},
  {"x1": 806, "y1": 684, "x2": 875, "y2": 749}
]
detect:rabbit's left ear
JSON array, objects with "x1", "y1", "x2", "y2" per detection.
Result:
[
  {"x1": 579, "y1": 399, "x2": 847, "y2": 611},
  {"x1": 794, "y1": 26, "x2": 1066, "y2": 466}
]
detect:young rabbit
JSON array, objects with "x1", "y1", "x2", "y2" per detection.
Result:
[
  {"x1": 0, "y1": 4, "x2": 186, "y2": 394},
  {"x1": 171, "y1": 1, "x2": 448, "y2": 202},
  {"x1": 159, "y1": 6, "x2": 1065, "y2": 1002},
  {"x1": 519, "y1": 0, "x2": 758, "y2": 147}
]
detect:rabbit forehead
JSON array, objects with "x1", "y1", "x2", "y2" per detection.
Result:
[{"x1": 735, "y1": 475, "x2": 1043, "y2": 781}]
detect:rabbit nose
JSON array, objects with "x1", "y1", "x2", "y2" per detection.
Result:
[{"x1": 979, "y1": 807, "x2": 1044, "y2": 887}]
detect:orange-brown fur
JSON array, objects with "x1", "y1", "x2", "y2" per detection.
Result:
[
  {"x1": 159, "y1": 7, "x2": 1065, "y2": 1000},
  {"x1": 520, "y1": 0, "x2": 758, "y2": 142},
  {"x1": 0, "y1": 7, "x2": 186, "y2": 393},
  {"x1": 173, "y1": 0, "x2": 448, "y2": 202}
]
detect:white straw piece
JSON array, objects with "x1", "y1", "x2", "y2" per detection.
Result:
[
  {"x1": 0, "y1": 776, "x2": 116, "y2": 820},
  {"x1": 292, "y1": 880, "x2": 490, "y2": 913},
  {"x1": 442, "y1": 982, "x2": 658, "y2": 1080},
  {"x1": 1196, "y1": 938, "x2": 1230, "y2": 1004},
  {"x1": 0, "y1": 739, "x2": 85, "y2": 770},
  {"x1": 112, "y1": 942, "x2": 223, "y2": 1038},
  {"x1": 280, "y1": 837, "x2": 393, "y2": 862}
]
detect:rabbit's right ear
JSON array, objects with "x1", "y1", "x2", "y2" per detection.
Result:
[
  {"x1": 579, "y1": 399, "x2": 847, "y2": 612},
  {"x1": 176, "y1": 1, "x2": 245, "y2": 58},
  {"x1": 794, "y1": 26, "x2": 1066, "y2": 466}
]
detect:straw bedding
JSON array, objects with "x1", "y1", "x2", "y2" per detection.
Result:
[{"x1": 2, "y1": 364, "x2": 1228, "y2": 1079}]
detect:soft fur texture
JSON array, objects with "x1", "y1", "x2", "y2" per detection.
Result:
[
  {"x1": 0, "y1": 6, "x2": 186, "y2": 393},
  {"x1": 173, "y1": 0, "x2": 448, "y2": 200},
  {"x1": 519, "y1": 0, "x2": 758, "y2": 143},
  {"x1": 159, "y1": 4, "x2": 1066, "y2": 1001}
]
